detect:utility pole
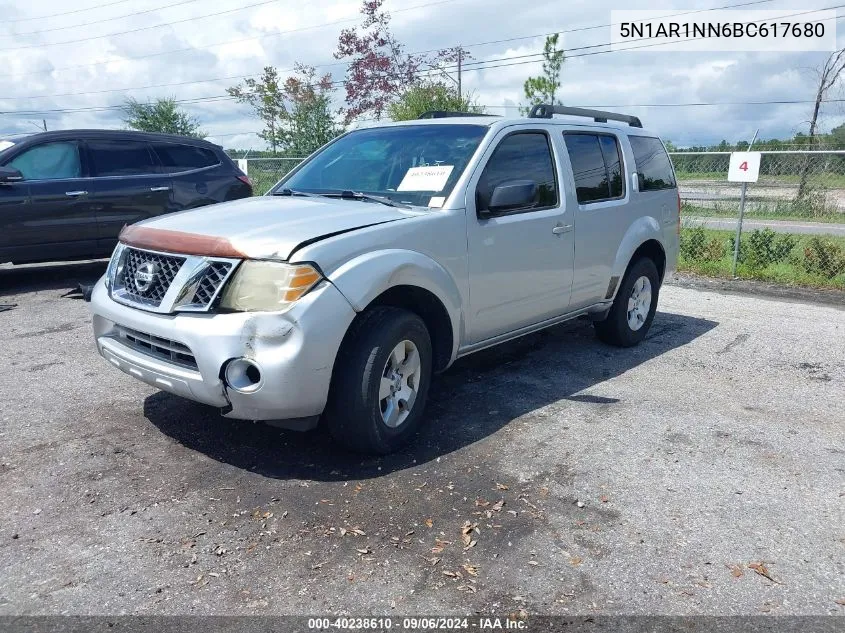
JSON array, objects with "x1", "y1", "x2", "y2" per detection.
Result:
[
  {"x1": 42, "y1": 119, "x2": 47, "y2": 132},
  {"x1": 457, "y1": 47, "x2": 462, "y2": 100}
]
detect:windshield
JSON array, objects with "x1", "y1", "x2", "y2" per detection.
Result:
[
  {"x1": 0, "y1": 140, "x2": 15, "y2": 153},
  {"x1": 275, "y1": 124, "x2": 489, "y2": 207}
]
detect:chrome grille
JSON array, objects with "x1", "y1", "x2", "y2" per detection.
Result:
[
  {"x1": 120, "y1": 248, "x2": 185, "y2": 306},
  {"x1": 115, "y1": 325, "x2": 197, "y2": 370},
  {"x1": 191, "y1": 261, "x2": 233, "y2": 306}
]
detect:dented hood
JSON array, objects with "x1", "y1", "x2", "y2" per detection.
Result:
[{"x1": 120, "y1": 195, "x2": 417, "y2": 260}]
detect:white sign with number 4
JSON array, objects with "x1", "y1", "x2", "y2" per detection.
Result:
[{"x1": 728, "y1": 151, "x2": 761, "y2": 183}]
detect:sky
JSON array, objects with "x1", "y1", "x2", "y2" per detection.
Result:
[{"x1": 0, "y1": 0, "x2": 843, "y2": 150}]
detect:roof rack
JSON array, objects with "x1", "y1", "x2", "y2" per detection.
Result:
[
  {"x1": 418, "y1": 111, "x2": 499, "y2": 119},
  {"x1": 527, "y1": 104, "x2": 642, "y2": 128}
]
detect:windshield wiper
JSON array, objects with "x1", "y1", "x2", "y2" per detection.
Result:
[
  {"x1": 271, "y1": 188, "x2": 317, "y2": 197},
  {"x1": 331, "y1": 190, "x2": 410, "y2": 209}
]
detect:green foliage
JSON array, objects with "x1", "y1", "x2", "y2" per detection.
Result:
[
  {"x1": 122, "y1": 97, "x2": 205, "y2": 137},
  {"x1": 387, "y1": 82, "x2": 485, "y2": 121},
  {"x1": 701, "y1": 237, "x2": 727, "y2": 262},
  {"x1": 729, "y1": 228, "x2": 797, "y2": 270},
  {"x1": 801, "y1": 237, "x2": 845, "y2": 278},
  {"x1": 228, "y1": 64, "x2": 342, "y2": 156},
  {"x1": 521, "y1": 34, "x2": 564, "y2": 114},
  {"x1": 680, "y1": 226, "x2": 707, "y2": 260}
]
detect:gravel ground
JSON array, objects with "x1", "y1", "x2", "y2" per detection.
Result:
[{"x1": 0, "y1": 261, "x2": 843, "y2": 617}]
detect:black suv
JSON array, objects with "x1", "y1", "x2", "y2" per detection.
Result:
[{"x1": 0, "y1": 130, "x2": 252, "y2": 265}]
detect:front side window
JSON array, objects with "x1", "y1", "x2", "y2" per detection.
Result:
[
  {"x1": 154, "y1": 143, "x2": 219, "y2": 172},
  {"x1": 7, "y1": 142, "x2": 81, "y2": 180},
  {"x1": 629, "y1": 136, "x2": 676, "y2": 191},
  {"x1": 564, "y1": 133, "x2": 625, "y2": 204},
  {"x1": 88, "y1": 140, "x2": 157, "y2": 177},
  {"x1": 277, "y1": 124, "x2": 488, "y2": 207},
  {"x1": 476, "y1": 132, "x2": 558, "y2": 212}
]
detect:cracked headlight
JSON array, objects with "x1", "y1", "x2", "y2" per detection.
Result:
[{"x1": 218, "y1": 261, "x2": 322, "y2": 312}]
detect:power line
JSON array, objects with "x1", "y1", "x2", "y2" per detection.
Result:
[
  {"x1": 3, "y1": 0, "x2": 206, "y2": 38},
  {"x1": 0, "y1": 0, "x2": 462, "y2": 78},
  {"x1": 2, "y1": 2, "x2": 838, "y2": 114},
  {"x1": 5, "y1": 0, "x2": 133, "y2": 24},
  {"x1": 0, "y1": 0, "x2": 791, "y2": 100},
  {"x1": 0, "y1": 0, "x2": 286, "y2": 52}
]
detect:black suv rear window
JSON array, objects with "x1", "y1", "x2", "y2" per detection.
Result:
[
  {"x1": 89, "y1": 140, "x2": 157, "y2": 177},
  {"x1": 629, "y1": 136, "x2": 676, "y2": 191},
  {"x1": 153, "y1": 143, "x2": 219, "y2": 172}
]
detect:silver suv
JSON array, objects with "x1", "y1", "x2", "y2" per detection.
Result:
[{"x1": 90, "y1": 105, "x2": 680, "y2": 454}]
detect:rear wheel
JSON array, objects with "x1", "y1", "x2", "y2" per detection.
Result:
[
  {"x1": 594, "y1": 257, "x2": 660, "y2": 347},
  {"x1": 324, "y1": 306, "x2": 432, "y2": 454}
]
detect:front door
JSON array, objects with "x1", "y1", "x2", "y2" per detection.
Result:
[
  {"x1": 85, "y1": 139, "x2": 173, "y2": 250},
  {"x1": 465, "y1": 129, "x2": 575, "y2": 344},
  {"x1": 0, "y1": 140, "x2": 101, "y2": 263}
]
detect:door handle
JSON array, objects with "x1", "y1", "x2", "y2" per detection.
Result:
[
  {"x1": 552, "y1": 224, "x2": 573, "y2": 234},
  {"x1": 65, "y1": 190, "x2": 88, "y2": 197},
  {"x1": 150, "y1": 186, "x2": 171, "y2": 192}
]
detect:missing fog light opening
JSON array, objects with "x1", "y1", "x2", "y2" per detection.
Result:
[{"x1": 223, "y1": 358, "x2": 263, "y2": 393}]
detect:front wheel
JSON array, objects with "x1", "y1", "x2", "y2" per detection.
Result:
[
  {"x1": 324, "y1": 306, "x2": 433, "y2": 454},
  {"x1": 594, "y1": 257, "x2": 660, "y2": 347}
]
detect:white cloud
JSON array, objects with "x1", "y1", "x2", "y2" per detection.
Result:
[{"x1": 0, "y1": 0, "x2": 840, "y2": 146}]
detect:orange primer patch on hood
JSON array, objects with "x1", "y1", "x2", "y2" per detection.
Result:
[{"x1": 118, "y1": 224, "x2": 246, "y2": 258}]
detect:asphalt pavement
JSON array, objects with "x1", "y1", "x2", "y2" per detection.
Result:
[{"x1": 0, "y1": 262, "x2": 843, "y2": 617}]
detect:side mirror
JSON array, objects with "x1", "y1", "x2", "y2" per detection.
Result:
[
  {"x1": 0, "y1": 166, "x2": 23, "y2": 184},
  {"x1": 483, "y1": 180, "x2": 538, "y2": 215}
]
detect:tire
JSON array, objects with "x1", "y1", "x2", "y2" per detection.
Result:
[
  {"x1": 594, "y1": 257, "x2": 660, "y2": 347},
  {"x1": 324, "y1": 306, "x2": 433, "y2": 455}
]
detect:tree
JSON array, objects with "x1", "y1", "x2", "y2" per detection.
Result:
[
  {"x1": 522, "y1": 34, "x2": 565, "y2": 114},
  {"x1": 122, "y1": 97, "x2": 204, "y2": 137},
  {"x1": 227, "y1": 67, "x2": 287, "y2": 155},
  {"x1": 387, "y1": 81, "x2": 484, "y2": 121},
  {"x1": 228, "y1": 64, "x2": 341, "y2": 156},
  {"x1": 798, "y1": 48, "x2": 845, "y2": 198},
  {"x1": 334, "y1": 0, "x2": 463, "y2": 123},
  {"x1": 282, "y1": 64, "x2": 342, "y2": 155}
]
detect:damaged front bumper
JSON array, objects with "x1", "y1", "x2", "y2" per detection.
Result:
[{"x1": 89, "y1": 277, "x2": 357, "y2": 427}]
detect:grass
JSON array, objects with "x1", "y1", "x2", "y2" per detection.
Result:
[
  {"x1": 676, "y1": 171, "x2": 845, "y2": 188},
  {"x1": 681, "y1": 202, "x2": 845, "y2": 224},
  {"x1": 678, "y1": 227, "x2": 845, "y2": 291}
]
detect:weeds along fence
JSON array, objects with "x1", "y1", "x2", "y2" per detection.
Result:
[{"x1": 670, "y1": 150, "x2": 845, "y2": 221}]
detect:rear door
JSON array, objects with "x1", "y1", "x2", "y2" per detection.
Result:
[
  {"x1": 151, "y1": 142, "x2": 230, "y2": 208},
  {"x1": 561, "y1": 131, "x2": 632, "y2": 308},
  {"x1": 0, "y1": 140, "x2": 100, "y2": 262},
  {"x1": 86, "y1": 138, "x2": 174, "y2": 250}
]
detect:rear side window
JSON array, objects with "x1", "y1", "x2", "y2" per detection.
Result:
[
  {"x1": 477, "y1": 132, "x2": 558, "y2": 212},
  {"x1": 629, "y1": 136, "x2": 676, "y2": 191},
  {"x1": 7, "y1": 142, "x2": 81, "y2": 180},
  {"x1": 88, "y1": 140, "x2": 158, "y2": 177},
  {"x1": 153, "y1": 143, "x2": 219, "y2": 172},
  {"x1": 563, "y1": 133, "x2": 625, "y2": 204}
]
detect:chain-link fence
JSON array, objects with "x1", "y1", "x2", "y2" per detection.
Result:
[
  {"x1": 672, "y1": 151, "x2": 845, "y2": 285},
  {"x1": 671, "y1": 150, "x2": 845, "y2": 221},
  {"x1": 241, "y1": 157, "x2": 305, "y2": 195}
]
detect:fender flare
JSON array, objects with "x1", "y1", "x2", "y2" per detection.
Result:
[
  {"x1": 327, "y1": 249, "x2": 465, "y2": 362},
  {"x1": 610, "y1": 216, "x2": 666, "y2": 281}
]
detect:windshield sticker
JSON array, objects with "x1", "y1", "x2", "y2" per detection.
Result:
[
  {"x1": 428, "y1": 196, "x2": 446, "y2": 208},
  {"x1": 397, "y1": 165, "x2": 454, "y2": 192}
]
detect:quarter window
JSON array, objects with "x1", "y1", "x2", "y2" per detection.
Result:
[
  {"x1": 153, "y1": 143, "x2": 219, "y2": 172},
  {"x1": 563, "y1": 133, "x2": 625, "y2": 204},
  {"x1": 88, "y1": 140, "x2": 158, "y2": 177},
  {"x1": 477, "y1": 132, "x2": 558, "y2": 212},
  {"x1": 629, "y1": 136, "x2": 676, "y2": 191},
  {"x1": 7, "y1": 142, "x2": 81, "y2": 180}
]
